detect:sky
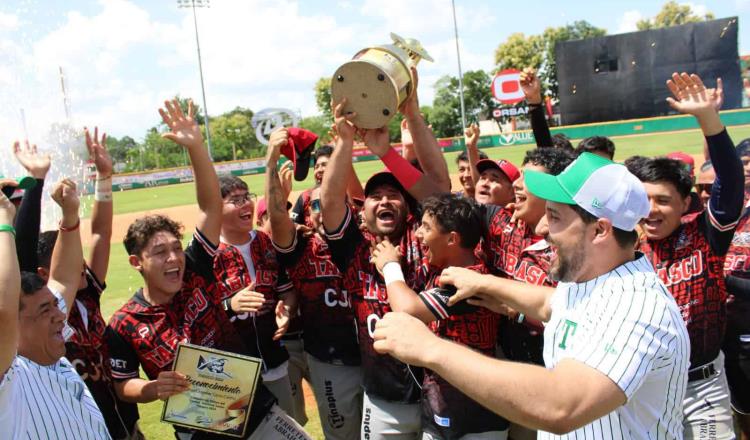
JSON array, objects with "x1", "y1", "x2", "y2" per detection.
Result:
[{"x1": 0, "y1": 0, "x2": 748, "y2": 145}]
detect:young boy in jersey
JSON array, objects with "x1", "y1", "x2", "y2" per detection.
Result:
[
  {"x1": 105, "y1": 99, "x2": 309, "y2": 439},
  {"x1": 13, "y1": 132, "x2": 140, "y2": 439},
  {"x1": 265, "y1": 128, "x2": 363, "y2": 440},
  {"x1": 322, "y1": 79, "x2": 450, "y2": 437},
  {"x1": 212, "y1": 173, "x2": 303, "y2": 423},
  {"x1": 372, "y1": 193, "x2": 509, "y2": 439},
  {"x1": 626, "y1": 72, "x2": 744, "y2": 439}
]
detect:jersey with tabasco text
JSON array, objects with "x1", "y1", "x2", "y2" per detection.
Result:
[
  {"x1": 213, "y1": 230, "x2": 292, "y2": 372},
  {"x1": 325, "y1": 205, "x2": 427, "y2": 403},
  {"x1": 419, "y1": 265, "x2": 508, "y2": 439},
  {"x1": 274, "y1": 231, "x2": 360, "y2": 366},
  {"x1": 725, "y1": 211, "x2": 750, "y2": 280},
  {"x1": 639, "y1": 213, "x2": 731, "y2": 367},
  {"x1": 480, "y1": 205, "x2": 538, "y2": 277},
  {"x1": 105, "y1": 229, "x2": 275, "y2": 436}
]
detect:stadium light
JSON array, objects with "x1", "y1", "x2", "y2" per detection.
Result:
[{"x1": 177, "y1": 0, "x2": 213, "y2": 159}]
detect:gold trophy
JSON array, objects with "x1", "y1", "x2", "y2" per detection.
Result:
[{"x1": 331, "y1": 33, "x2": 433, "y2": 129}]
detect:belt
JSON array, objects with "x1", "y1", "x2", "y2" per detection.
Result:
[{"x1": 688, "y1": 363, "x2": 717, "y2": 382}]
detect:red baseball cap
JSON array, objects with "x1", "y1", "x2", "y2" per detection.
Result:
[
  {"x1": 476, "y1": 159, "x2": 520, "y2": 183},
  {"x1": 282, "y1": 128, "x2": 318, "y2": 181},
  {"x1": 256, "y1": 197, "x2": 267, "y2": 220},
  {"x1": 666, "y1": 151, "x2": 695, "y2": 178}
]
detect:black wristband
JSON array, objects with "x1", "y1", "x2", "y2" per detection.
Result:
[{"x1": 222, "y1": 297, "x2": 236, "y2": 317}]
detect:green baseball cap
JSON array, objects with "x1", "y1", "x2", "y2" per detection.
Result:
[{"x1": 524, "y1": 152, "x2": 650, "y2": 231}]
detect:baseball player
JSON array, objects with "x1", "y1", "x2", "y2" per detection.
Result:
[
  {"x1": 627, "y1": 73, "x2": 744, "y2": 439},
  {"x1": 372, "y1": 193, "x2": 509, "y2": 439},
  {"x1": 374, "y1": 152, "x2": 690, "y2": 439},
  {"x1": 265, "y1": 129, "x2": 363, "y2": 440}
]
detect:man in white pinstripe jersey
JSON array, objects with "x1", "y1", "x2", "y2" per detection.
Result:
[
  {"x1": 0, "y1": 178, "x2": 110, "y2": 439},
  {"x1": 372, "y1": 152, "x2": 691, "y2": 439}
]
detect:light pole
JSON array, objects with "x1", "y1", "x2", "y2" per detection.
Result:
[
  {"x1": 177, "y1": 0, "x2": 213, "y2": 159},
  {"x1": 451, "y1": 0, "x2": 467, "y2": 130}
]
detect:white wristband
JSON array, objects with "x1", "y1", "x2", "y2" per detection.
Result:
[
  {"x1": 382, "y1": 261, "x2": 405, "y2": 285},
  {"x1": 95, "y1": 175, "x2": 113, "y2": 202}
]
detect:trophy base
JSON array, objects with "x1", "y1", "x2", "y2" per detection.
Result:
[{"x1": 331, "y1": 60, "x2": 401, "y2": 129}]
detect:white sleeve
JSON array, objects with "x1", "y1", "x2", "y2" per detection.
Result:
[
  {"x1": 0, "y1": 360, "x2": 21, "y2": 438},
  {"x1": 570, "y1": 282, "x2": 674, "y2": 399}
]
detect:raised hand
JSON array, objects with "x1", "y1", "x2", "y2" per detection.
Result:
[
  {"x1": 85, "y1": 127, "x2": 113, "y2": 177},
  {"x1": 713, "y1": 78, "x2": 724, "y2": 111},
  {"x1": 465, "y1": 124, "x2": 480, "y2": 151},
  {"x1": 665, "y1": 73, "x2": 722, "y2": 116},
  {"x1": 400, "y1": 118, "x2": 413, "y2": 148},
  {"x1": 51, "y1": 179, "x2": 80, "y2": 218},
  {"x1": 360, "y1": 126, "x2": 391, "y2": 157},
  {"x1": 266, "y1": 128, "x2": 288, "y2": 166},
  {"x1": 332, "y1": 98, "x2": 357, "y2": 144},
  {"x1": 13, "y1": 140, "x2": 50, "y2": 179},
  {"x1": 154, "y1": 371, "x2": 190, "y2": 400},
  {"x1": 519, "y1": 67, "x2": 542, "y2": 104},
  {"x1": 158, "y1": 99, "x2": 204, "y2": 150},
  {"x1": 0, "y1": 179, "x2": 18, "y2": 225},
  {"x1": 400, "y1": 67, "x2": 420, "y2": 118},
  {"x1": 372, "y1": 238, "x2": 401, "y2": 273}
]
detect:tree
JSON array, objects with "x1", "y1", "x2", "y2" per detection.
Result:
[
  {"x1": 430, "y1": 70, "x2": 495, "y2": 138},
  {"x1": 211, "y1": 112, "x2": 261, "y2": 161},
  {"x1": 494, "y1": 33, "x2": 544, "y2": 71},
  {"x1": 314, "y1": 77, "x2": 332, "y2": 119},
  {"x1": 541, "y1": 21, "x2": 606, "y2": 101},
  {"x1": 637, "y1": 1, "x2": 714, "y2": 30}
]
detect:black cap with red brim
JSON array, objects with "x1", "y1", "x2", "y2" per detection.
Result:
[
  {"x1": 364, "y1": 171, "x2": 418, "y2": 213},
  {"x1": 282, "y1": 128, "x2": 318, "y2": 181},
  {"x1": 1, "y1": 176, "x2": 36, "y2": 199}
]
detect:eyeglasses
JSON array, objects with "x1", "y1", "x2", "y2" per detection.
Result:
[
  {"x1": 696, "y1": 184, "x2": 713, "y2": 194},
  {"x1": 310, "y1": 199, "x2": 321, "y2": 213},
  {"x1": 226, "y1": 193, "x2": 257, "y2": 207}
]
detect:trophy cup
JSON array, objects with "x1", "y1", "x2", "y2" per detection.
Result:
[{"x1": 331, "y1": 33, "x2": 433, "y2": 129}]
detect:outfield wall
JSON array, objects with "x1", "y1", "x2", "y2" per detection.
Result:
[{"x1": 109, "y1": 108, "x2": 750, "y2": 191}]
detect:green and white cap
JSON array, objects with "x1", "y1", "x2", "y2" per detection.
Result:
[{"x1": 524, "y1": 152, "x2": 650, "y2": 231}]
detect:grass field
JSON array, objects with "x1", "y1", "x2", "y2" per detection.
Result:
[{"x1": 94, "y1": 125, "x2": 750, "y2": 439}]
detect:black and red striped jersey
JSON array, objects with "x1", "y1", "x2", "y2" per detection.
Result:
[
  {"x1": 418, "y1": 264, "x2": 508, "y2": 439},
  {"x1": 274, "y1": 231, "x2": 360, "y2": 365},
  {"x1": 213, "y1": 230, "x2": 292, "y2": 372},
  {"x1": 325, "y1": 205, "x2": 428, "y2": 403}
]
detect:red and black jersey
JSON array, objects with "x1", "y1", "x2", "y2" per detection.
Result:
[
  {"x1": 480, "y1": 205, "x2": 539, "y2": 277},
  {"x1": 274, "y1": 231, "x2": 360, "y2": 365},
  {"x1": 67, "y1": 267, "x2": 137, "y2": 438},
  {"x1": 325, "y1": 206, "x2": 427, "y2": 403},
  {"x1": 291, "y1": 188, "x2": 313, "y2": 227},
  {"x1": 418, "y1": 265, "x2": 508, "y2": 439},
  {"x1": 725, "y1": 212, "x2": 750, "y2": 280},
  {"x1": 213, "y1": 231, "x2": 292, "y2": 372},
  {"x1": 480, "y1": 204, "x2": 551, "y2": 365},
  {"x1": 106, "y1": 229, "x2": 275, "y2": 436},
  {"x1": 639, "y1": 212, "x2": 737, "y2": 367}
]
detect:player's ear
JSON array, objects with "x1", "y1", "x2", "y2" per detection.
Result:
[
  {"x1": 128, "y1": 254, "x2": 144, "y2": 273},
  {"x1": 593, "y1": 218, "x2": 613, "y2": 244},
  {"x1": 448, "y1": 231, "x2": 460, "y2": 246}
]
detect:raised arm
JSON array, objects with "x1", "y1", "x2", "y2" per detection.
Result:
[
  {"x1": 465, "y1": 124, "x2": 482, "y2": 191},
  {"x1": 441, "y1": 266, "x2": 554, "y2": 322},
  {"x1": 266, "y1": 128, "x2": 296, "y2": 249},
  {"x1": 666, "y1": 73, "x2": 744, "y2": 253},
  {"x1": 401, "y1": 68, "x2": 451, "y2": 193},
  {"x1": 520, "y1": 67, "x2": 553, "y2": 148},
  {"x1": 12, "y1": 141, "x2": 50, "y2": 272},
  {"x1": 85, "y1": 127, "x2": 113, "y2": 282},
  {"x1": 48, "y1": 179, "x2": 84, "y2": 318},
  {"x1": 159, "y1": 99, "x2": 222, "y2": 244},
  {"x1": 0, "y1": 180, "x2": 20, "y2": 376},
  {"x1": 321, "y1": 100, "x2": 357, "y2": 233}
]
